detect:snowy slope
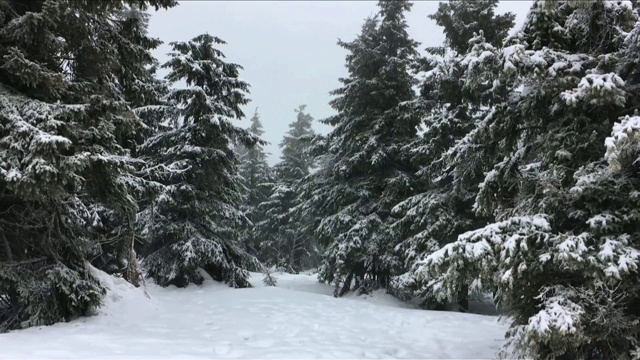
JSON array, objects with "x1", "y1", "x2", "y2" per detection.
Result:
[{"x1": 0, "y1": 270, "x2": 507, "y2": 359}]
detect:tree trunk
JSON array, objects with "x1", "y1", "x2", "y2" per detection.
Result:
[
  {"x1": 0, "y1": 226, "x2": 13, "y2": 262},
  {"x1": 122, "y1": 217, "x2": 140, "y2": 287},
  {"x1": 337, "y1": 272, "x2": 353, "y2": 297},
  {"x1": 433, "y1": 302, "x2": 447, "y2": 311},
  {"x1": 457, "y1": 283, "x2": 469, "y2": 312},
  {"x1": 288, "y1": 235, "x2": 298, "y2": 273}
]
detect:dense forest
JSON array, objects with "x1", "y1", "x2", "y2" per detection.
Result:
[{"x1": 1, "y1": 0, "x2": 640, "y2": 359}]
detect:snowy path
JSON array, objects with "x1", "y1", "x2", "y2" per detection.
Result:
[{"x1": 0, "y1": 271, "x2": 507, "y2": 359}]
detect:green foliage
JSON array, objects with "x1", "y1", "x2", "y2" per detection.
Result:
[
  {"x1": 255, "y1": 105, "x2": 317, "y2": 272},
  {"x1": 0, "y1": 0, "x2": 177, "y2": 330},
  {"x1": 305, "y1": 0, "x2": 422, "y2": 296},
  {"x1": 139, "y1": 33, "x2": 258, "y2": 288},
  {"x1": 428, "y1": 0, "x2": 515, "y2": 54},
  {"x1": 410, "y1": 1, "x2": 640, "y2": 358},
  {"x1": 0, "y1": 261, "x2": 105, "y2": 332},
  {"x1": 390, "y1": 0, "x2": 514, "y2": 309},
  {"x1": 262, "y1": 269, "x2": 277, "y2": 287},
  {"x1": 236, "y1": 109, "x2": 273, "y2": 263}
]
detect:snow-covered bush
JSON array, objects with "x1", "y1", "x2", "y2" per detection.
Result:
[
  {"x1": 0, "y1": 262, "x2": 105, "y2": 332},
  {"x1": 262, "y1": 270, "x2": 277, "y2": 287}
]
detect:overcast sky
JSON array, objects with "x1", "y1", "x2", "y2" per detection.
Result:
[{"x1": 148, "y1": 1, "x2": 533, "y2": 164}]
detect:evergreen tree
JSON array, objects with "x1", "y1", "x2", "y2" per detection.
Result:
[
  {"x1": 296, "y1": 132, "x2": 334, "y2": 271},
  {"x1": 305, "y1": 0, "x2": 421, "y2": 297},
  {"x1": 416, "y1": 1, "x2": 640, "y2": 358},
  {"x1": 279, "y1": 105, "x2": 315, "y2": 180},
  {"x1": 390, "y1": 1, "x2": 514, "y2": 310},
  {"x1": 256, "y1": 181, "x2": 298, "y2": 272},
  {"x1": 0, "y1": 0, "x2": 175, "y2": 331},
  {"x1": 428, "y1": 0, "x2": 515, "y2": 54},
  {"x1": 139, "y1": 33, "x2": 259, "y2": 288},
  {"x1": 236, "y1": 108, "x2": 273, "y2": 261},
  {"x1": 262, "y1": 268, "x2": 277, "y2": 286},
  {"x1": 238, "y1": 109, "x2": 272, "y2": 209},
  {"x1": 89, "y1": 4, "x2": 174, "y2": 286},
  {"x1": 256, "y1": 105, "x2": 316, "y2": 272}
]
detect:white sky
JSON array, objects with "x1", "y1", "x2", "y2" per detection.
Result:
[{"x1": 148, "y1": 1, "x2": 533, "y2": 164}]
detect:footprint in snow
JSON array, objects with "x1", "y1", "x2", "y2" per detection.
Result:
[
  {"x1": 246, "y1": 339, "x2": 275, "y2": 348},
  {"x1": 203, "y1": 321, "x2": 221, "y2": 330},
  {"x1": 213, "y1": 342, "x2": 231, "y2": 356},
  {"x1": 361, "y1": 351, "x2": 378, "y2": 358},
  {"x1": 147, "y1": 327, "x2": 171, "y2": 333},
  {"x1": 385, "y1": 347, "x2": 408, "y2": 358},
  {"x1": 238, "y1": 330, "x2": 253, "y2": 341},
  {"x1": 388, "y1": 328, "x2": 400, "y2": 336},
  {"x1": 284, "y1": 329, "x2": 302, "y2": 338},
  {"x1": 397, "y1": 348, "x2": 409, "y2": 357}
]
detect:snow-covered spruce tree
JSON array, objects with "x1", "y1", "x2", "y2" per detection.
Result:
[
  {"x1": 278, "y1": 105, "x2": 316, "y2": 181},
  {"x1": 262, "y1": 268, "x2": 277, "y2": 287},
  {"x1": 428, "y1": 0, "x2": 515, "y2": 54},
  {"x1": 139, "y1": 33, "x2": 260, "y2": 288},
  {"x1": 285, "y1": 106, "x2": 322, "y2": 270},
  {"x1": 113, "y1": 5, "x2": 175, "y2": 148},
  {"x1": 306, "y1": 0, "x2": 421, "y2": 297},
  {"x1": 236, "y1": 108, "x2": 273, "y2": 262},
  {"x1": 415, "y1": 1, "x2": 640, "y2": 358},
  {"x1": 0, "y1": 0, "x2": 174, "y2": 331},
  {"x1": 89, "y1": 4, "x2": 178, "y2": 285},
  {"x1": 256, "y1": 181, "x2": 298, "y2": 272},
  {"x1": 390, "y1": 1, "x2": 515, "y2": 310},
  {"x1": 255, "y1": 105, "x2": 317, "y2": 272},
  {"x1": 296, "y1": 133, "x2": 334, "y2": 271}
]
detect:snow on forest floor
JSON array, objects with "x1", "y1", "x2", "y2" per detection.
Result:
[{"x1": 0, "y1": 269, "x2": 508, "y2": 359}]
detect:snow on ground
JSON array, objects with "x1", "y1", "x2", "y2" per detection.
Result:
[{"x1": 0, "y1": 269, "x2": 508, "y2": 359}]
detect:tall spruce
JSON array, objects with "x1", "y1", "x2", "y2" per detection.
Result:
[
  {"x1": 0, "y1": 0, "x2": 175, "y2": 331},
  {"x1": 306, "y1": 0, "x2": 421, "y2": 297},
  {"x1": 236, "y1": 108, "x2": 273, "y2": 261},
  {"x1": 89, "y1": 4, "x2": 174, "y2": 286},
  {"x1": 390, "y1": 1, "x2": 515, "y2": 310},
  {"x1": 256, "y1": 105, "x2": 316, "y2": 272},
  {"x1": 139, "y1": 33, "x2": 259, "y2": 288},
  {"x1": 429, "y1": 0, "x2": 515, "y2": 54},
  {"x1": 278, "y1": 105, "x2": 316, "y2": 180},
  {"x1": 417, "y1": 1, "x2": 640, "y2": 358}
]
